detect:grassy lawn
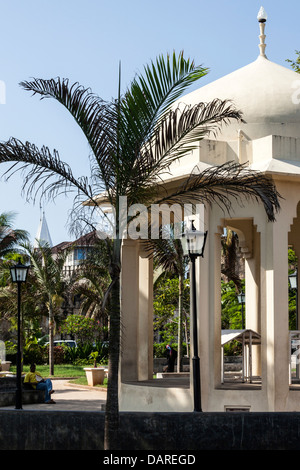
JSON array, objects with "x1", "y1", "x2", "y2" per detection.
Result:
[{"x1": 9, "y1": 364, "x2": 108, "y2": 387}]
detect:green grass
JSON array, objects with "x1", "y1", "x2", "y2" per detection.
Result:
[
  {"x1": 69, "y1": 376, "x2": 108, "y2": 387},
  {"x1": 10, "y1": 363, "x2": 107, "y2": 379}
]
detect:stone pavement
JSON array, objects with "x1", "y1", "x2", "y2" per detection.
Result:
[{"x1": 0, "y1": 379, "x2": 107, "y2": 411}]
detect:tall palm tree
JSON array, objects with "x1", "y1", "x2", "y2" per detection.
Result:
[
  {"x1": 23, "y1": 240, "x2": 70, "y2": 375},
  {"x1": 0, "y1": 212, "x2": 28, "y2": 259},
  {"x1": 0, "y1": 52, "x2": 280, "y2": 449}
]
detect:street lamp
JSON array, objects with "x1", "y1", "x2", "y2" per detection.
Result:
[
  {"x1": 237, "y1": 292, "x2": 245, "y2": 329},
  {"x1": 10, "y1": 258, "x2": 30, "y2": 409},
  {"x1": 257, "y1": 6, "x2": 267, "y2": 23},
  {"x1": 182, "y1": 220, "x2": 207, "y2": 412}
]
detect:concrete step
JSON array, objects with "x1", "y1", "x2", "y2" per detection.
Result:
[{"x1": 156, "y1": 372, "x2": 190, "y2": 379}]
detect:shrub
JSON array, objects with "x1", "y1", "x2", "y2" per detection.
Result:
[
  {"x1": 23, "y1": 343, "x2": 46, "y2": 365},
  {"x1": 60, "y1": 341, "x2": 109, "y2": 365},
  {"x1": 53, "y1": 345, "x2": 65, "y2": 364}
]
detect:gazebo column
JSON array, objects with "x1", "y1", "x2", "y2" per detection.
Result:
[
  {"x1": 138, "y1": 248, "x2": 154, "y2": 380},
  {"x1": 260, "y1": 217, "x2": 289, "y2": 410},
  {"x1": 212, "y1": 230, "x2": 222, "y2": 389},
  {"x1": 120, "y1": 239, "x2": 140, "y2": 381},
  {"x1": 120, "y1": 239, "x2": 154, "y2": 382},
  {"x1": 245, "y1": 228, "x2": 261, "y2": 377}
]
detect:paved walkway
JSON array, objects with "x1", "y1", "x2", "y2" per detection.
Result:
[{"x1": 0, "y1": 379, "x2": 107, "y2": 411}]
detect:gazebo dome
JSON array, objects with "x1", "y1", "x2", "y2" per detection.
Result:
[{"x1": 182, "y1": 19, "x2": 300, "y2": 141}]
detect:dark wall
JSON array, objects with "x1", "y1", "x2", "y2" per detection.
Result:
[{"x1": 0, "y1": 410, "x2": 300, "y2": 451}]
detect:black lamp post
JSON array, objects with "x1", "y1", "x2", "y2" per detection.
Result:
[
  {"x1": 10, "y1": 258, "x2": 30, "y2": 409},
  {"x1": 237, "y1": 292, "x2": 245, "y2": 329},
  {"x1": 182, "y1": 220, "x2": 207, "y2": 412}
]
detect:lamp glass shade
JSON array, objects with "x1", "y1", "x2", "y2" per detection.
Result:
[
  {"x1": 237, "y1": 293, "x2": 245, "y2": 304},
  {"x1": 182, "y1": 221, "x2": 207, "y2": 257},
  {"x1": 10, "y1": 260, "x2": 30, "y2": 283},
  {"x1": 289, "y1": 272, "x2": 297, "y2": 289},
  {"x1": 257, "y1": 6, "x2": 267, "y2": 22}
]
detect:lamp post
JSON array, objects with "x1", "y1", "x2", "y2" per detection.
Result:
[
  {"x1": 10, "y1": 258, "x2": 30, "y2": 409},
  {"x1": 237, "y1": 292, "x2": 245, "y2": 329},
  {"x1": 182, "y1": 220, "x2": 207, "y2": 412}
]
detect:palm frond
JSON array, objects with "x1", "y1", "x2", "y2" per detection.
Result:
[
  {"x1": 129, "y1": 99, "x2": 244, "y2": 191},
  {"x1": 118, "y1": 52, "x2": 208, "y2": 169},
  {"x1": 0, "y1": 211, "x2": 29, "y2": 257},
  {"x1": 153, "y1": 161, "x2": 281, "y2": 222},
  {"x1": 143, "y1": 232, "x2": 186, "y2": 276},
  {"x1": 123, "y1": 51, "x2": 208, "y2": 133},
  {"x1": 20, "y1": 77, "x2": 118, "y2": 191},
  {"x1": 0, "y1": 138, "x2": 99, "y2": 205}
]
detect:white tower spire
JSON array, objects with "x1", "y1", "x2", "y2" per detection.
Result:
[
  {"x1": 257, "y1": 6, "x2": 268, "y2": 58},
  {"x1": 34, "y1": 211, "x2": 53, "y2": 248}
]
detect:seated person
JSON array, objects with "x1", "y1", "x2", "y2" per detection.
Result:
[{"x1": 24, "y1": 363, "x2": 55, "y2": 404}]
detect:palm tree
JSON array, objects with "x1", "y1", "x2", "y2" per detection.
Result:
[
  {"x1": 69, "y1": 238, "x2": 111, "y2": 322},
  {"x1": 0, "y1": 212, "x2": 28, "y2": 259},
  {"x1": 0, "y1": 51, "x2": 280, "y2": 449},
  {"x1": 22, "y1": 240, "x2": 70, "y2": 375}
]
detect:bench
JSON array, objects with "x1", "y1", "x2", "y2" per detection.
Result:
[{"x1": 0, "y1": 376, "x2": 44, "y2": 406}]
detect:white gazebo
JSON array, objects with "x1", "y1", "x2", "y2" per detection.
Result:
[{"x1": 118, "y1": 8, "x2": 300, "y2": 412}]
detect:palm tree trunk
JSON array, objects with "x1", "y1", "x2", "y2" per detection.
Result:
[
  {"x1": 177, "y1": 274, "x2": 183, "y2": 372},
  {"x1": 104, "y1": 238, "x2": 121, "y2": 450}
]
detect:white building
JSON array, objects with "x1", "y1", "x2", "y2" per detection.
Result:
[{"x1": 51, "y1": 231, "x2": 96, "y2": 278}]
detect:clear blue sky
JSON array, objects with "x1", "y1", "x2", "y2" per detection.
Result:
[{"x1": 0, "y1": 0, "x2": 299, "y2": 245}]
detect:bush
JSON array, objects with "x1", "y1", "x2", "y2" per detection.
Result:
[
  {"x1": 23, "y1": 343, "x2": 46, "y2": 365},
  {"x1": 59, "y1": 341, "x2": 109, "y2": 365},
  {"x1": 53, "y1": 345, "x2": 65, "y2": 364}
]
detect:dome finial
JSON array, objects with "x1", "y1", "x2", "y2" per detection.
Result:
[{"x1": 257, "y1": 6, "x2": 267, "y2": 58}]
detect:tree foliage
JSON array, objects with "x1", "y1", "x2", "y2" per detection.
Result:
[
  {"x1": 154, "y1": 276, "x2": 190, "y2": 343},
  {"x1": 286, "y1": 50, "x2": 300, "y2": 73},
  {"x1": 0, "y1": 212, "x2": 28, "y2": 259},
  {"x1": 59, "y1": 314, "x2": 103, "y2": 344}
]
